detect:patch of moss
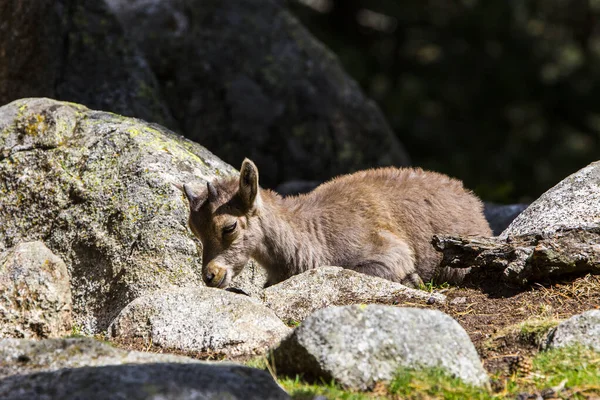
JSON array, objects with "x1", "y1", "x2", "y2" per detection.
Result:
[
  {"x1": 518, "y1": 318, "x2": 560, "y2": 347},
  {"x1": 125, "y1": 125, "x2": 209, "y2": 166},
  {"x1": 483, "y1": 316, "x2": 560, "y2": 354}
]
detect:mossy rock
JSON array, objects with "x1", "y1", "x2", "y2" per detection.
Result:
[{"x1": 0, "y1": 97, "x2": 263, "y2": 333}]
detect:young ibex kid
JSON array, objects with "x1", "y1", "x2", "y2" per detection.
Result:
[{"x1": 184, "y1": 159, "x2": 491, "y2": 288}]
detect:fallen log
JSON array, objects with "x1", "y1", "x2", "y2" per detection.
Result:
[{"x1": 432, "y1": 228, "x2": 600, "y2": 285}]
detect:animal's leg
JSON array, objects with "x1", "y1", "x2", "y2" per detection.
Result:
[
  {"x1": 352, "y1": 261, "x2": 401, "y2": 282},
  {"x1": 351, "y1": 231, "x2": 417, "y2": 284},
  {"x1": 401, "y1": 273, "x2": 424, "y2": 288}
]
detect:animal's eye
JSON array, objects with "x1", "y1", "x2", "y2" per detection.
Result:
[{"x1": 222, "y1": 221, "x2": 237, "y2": 235}]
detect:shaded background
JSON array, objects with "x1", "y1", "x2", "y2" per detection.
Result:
[
  {"x1": 289, "y1": 0, "x2": 600, "y2": 203},
  {"x1": 2, "y1": 0, "x2": 600, "y2": 204}
]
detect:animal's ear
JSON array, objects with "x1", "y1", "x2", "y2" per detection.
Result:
[
  {"x1": 183, "y1": 183, "x2": 206, "y2": 211},
  {"x1": 239, "y1": 158, "x2": 260, "y2": 209}
]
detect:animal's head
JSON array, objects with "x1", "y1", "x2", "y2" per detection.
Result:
[{"x1": 183, "y1": 159, "x2": 262, "y2": 288}]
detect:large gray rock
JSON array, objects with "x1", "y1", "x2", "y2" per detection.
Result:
[
  {"x1": 0, "y1": 0, "x2": 175, "y2": 129},
  {"x1": 0, "y1": 338, "x2": 289, "y2": 400},
  {"x1": 0, "y1": 98, "x2": 265, "y2": 333},
  {"x1": 0, "y1": 242, "x2": 72, "y2": 339},
  {"x1": 502, "y1": 161, "x2": 600, "y2": 237},
  {"x1": 0, "y1": 337, "x2": 193, "y2": 378},
  {"x1": 263, "y1": 266, "x2": 445, "y2": 323},
  {"x1": 273, "y1": 305, "x2": 487, "y2": 390},
  {"x1": 546, "y1": 310, "x2": 600, "y2": 351},
  {"x1": 105, "y1": 0, "x2": 410, "y2": 187},
  {"x1": 109, "y1": 287, "x2": 291, "y2": 357}
]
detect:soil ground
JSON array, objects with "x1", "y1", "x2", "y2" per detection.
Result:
[{"x1": 423, "y1": 273, "x2": 600, "y2": 379}]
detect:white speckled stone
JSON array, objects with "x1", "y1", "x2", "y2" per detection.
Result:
[
  {"x1": 0, "y1": 98, "x2": 269, "y2": 334},
  {"x1": 109, "y1": 287, "x2": 291, "y2": 357},
  {"x1": 0, "y1": 241, "x2": 72, "y2": 339},
  {"x1": 273, "y1": 305, "x2": 488, "y2": 390},
  {"x1": 501, "y1": 161, "x2": 600, "y2": 237},
  {"x1": 546, "y1": 310, "x2": 600, "y2": 351},
  {"x1": 263, "y1": 266, "x2": 445, "y2": 323}
]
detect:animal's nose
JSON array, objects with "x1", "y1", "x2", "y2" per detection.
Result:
[
  {"x1": 203, "y1": 262, "x2": 226, "y2": 287},
  {"x1": 204, "y1": 271, "x2": 215, "y2": 283}
]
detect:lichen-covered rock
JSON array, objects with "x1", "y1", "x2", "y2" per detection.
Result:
[
  {"x1": 263, "y1": 266, "x2": 445, "y2": 323},
  {"x1": 105, "y1": 0, "x2": 409, "y2": 187},
  {"x1": 272, "y1": 305, "x2": 488, "y2": 390},
  {"x1": 546, "y1": 310, "x2": 600, "y2": 351},
  {"x1": 501, "y1": 161, "x2": 600, "y2": 237},
  {"x1": 0, "y1": 338, "x2": 289, "y2": 400},
  {"x1": 109, "y1": 287, "x2": 291, "y2": 357},
  {"x1": 0, "y1": 97, "x2": 265, "y2": 333},
  {"x1": 0, "y1": 242, "x2": 72, "y2": 339},
  {"x1": 0, "y1": 0, "x2": 175, "y2": 129}
]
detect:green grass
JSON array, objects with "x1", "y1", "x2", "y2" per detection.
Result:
[
  {"x1": 70, "y1": 323, "x2": 84, "y2": 337},
  {"x1": 280, "y1": 376, "x2": 376, "y2": 400},
  {"x1": 246, "y1": 345, "x2": 600, "y2": 399},
  {"x1": 388, "y1": 368, "x2": 491, "y2": 399},
  {"x1": 285, "y1": 319, "x2": 301, "y2": 328},
  {"x1": 277, "y1": 368, "x2": 491, "y2": 399},
  {"x1": 524, "y1": 345, "x2": 600, "y2": 398},
  {"x1": 420, "y1": 280, "x2": 451, "y2": 293},
  {"x1": 244, "y1": 355, "x2": 269, "y2": 370}
]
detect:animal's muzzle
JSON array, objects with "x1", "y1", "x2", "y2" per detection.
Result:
[{"x1": 203, "y1": 262, "x2": 227, "y2": 288}]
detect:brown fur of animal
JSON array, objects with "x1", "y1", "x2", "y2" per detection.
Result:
[{"x1": 184, "y1": 159, "x2": 492, "y2": 289}]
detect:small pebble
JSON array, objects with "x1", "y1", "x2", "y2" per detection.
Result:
[{"x1": 450, "y1": 296, "x2": 467, "y2": 305}]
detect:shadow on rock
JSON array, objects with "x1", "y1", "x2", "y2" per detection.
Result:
[{"x1": 0, "y1": 363, "x2": 289, "y2": 400}]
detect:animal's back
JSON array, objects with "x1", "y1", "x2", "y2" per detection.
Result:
[{"x1": 297, "y1": 167, "x2": 491, "y2": 282}]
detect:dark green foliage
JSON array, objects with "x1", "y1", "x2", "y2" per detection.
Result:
[{"x1": 290, "y1": 0, "x2": 600, "y2": 202}]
